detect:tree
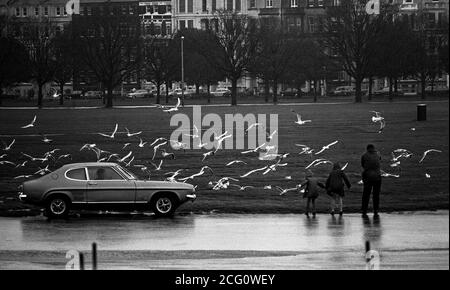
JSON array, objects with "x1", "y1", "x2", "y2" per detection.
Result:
[
  {"x1": 53, "y1": 27, "x2": 74, "y2": 105},
  {"x1": 251, "y1": 21, "x2": 298, "y2": 104},
  {"x1": 373, "y1": 16, "x2": 414, "y2": 101},
  {"x1": 183, "y1": 29, "x2": 226, "y2": 103},
  {"x1": 188, "y1": 11, "x2": 259, "y2": 106},
  {"x1": 322, "y1": 0, "x2": 386, "y2": 102},
  {"x1": 143, "y1": 37, "x2": 180, "y2": 104},
  {"x1": 74, "y1": 15, "x2": 141, "y2": 108},
  {"x1": 0, "y1": 36, "x2": 29, "y2": 106},
  {"x1": 25, "y1": 19, "x2": 58, "y2": 108}
]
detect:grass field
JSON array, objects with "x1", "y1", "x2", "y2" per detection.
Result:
[{"x1": 0, "y1": 100, "x2": 448, "y2": 216}]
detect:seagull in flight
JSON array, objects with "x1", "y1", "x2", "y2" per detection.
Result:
[
  {"x1": 241, "y1": 143, "x2": 266, "y2": 154},
  {"x1": 80, "y1": 143, "x2": 96, "y2": 151},
  {"x1": 163, "y1": 98, "x2": 181, "y2": 113},
  {"x1": 179, "y1": 166, "x2": 213, "y2": 182},
  {"x1": 160, "y1": 149, "x2": 175, "y2": 159},
  {"x1": 118, "y1": 151, "x2": 133, "y2": 163},
  {"x1": 125, "y1": 127, "x2": 142, "y2": 137},
  {"x1": 2, "y1": 139, "x2": 15, "y2": 151},
  {"x1": 149, "y1": 160, "x2": 163, "y2": 171},
  {"x1": 21, "y1": 115, "x2": 37, "y2": 129},
  {"x1": 275, "y1": 186, "x2": 298, "y2": 196},
  {"x1": 165, "y1": 169, "x2": 184, "y2": 182},
  {"x1": 184, "y1": 125, "x2": 200, "y2": 139},
  {"x1": 40, "y1": 134, "x2": 52, "y2": 143},
  {"x1": 246, "y1": 123, "x2": 262, "y2": 132},
  {"x1": 371, "y1": 111, "x2": 386, "y2": 133},
  {"x1": 266, "y1": 130, "x2": 277, "y2": 141},
  {"x1": 138, "y1": 138, "x2": 147, "y2": 148},
  {"x1": 292, "y1": 110, "x2": 311, "y2": 125},
  {"x1": 0, "y1": 160, "x2": 15, "y2": 166},
  {"x1": 230, "y1": 184, "x2": 255, "y2": 191},
  {"x1": 240, "y1": 165, "x2": 269, "y2": 178},
  {"x1": 305, "y1": 158, "x2": 330, "y2": 169},
  {"x1": 315, "y1": 141, "x2": 339, "y2": 155},
  {"x1": 152, "y1": 141, "x2": 167, "y2": 160},
  {"x1": 98, "y1": 123, "x2": 118, "y2": 139},
  {"x1": 419, "y1": 149, "x2": 442, "y2": 163},
  {"x1": 226, "y1": 160, "x2": 247, "y2": 166},
  {"x1": 202, "y1": 150, "x2": 215, "y2": 162},
  {"x1": 150, "y1": 138, "x2": 167, "y2": 146},
  {"x1": 381, "y1": 170, "x2": 400, "y2": 178}
]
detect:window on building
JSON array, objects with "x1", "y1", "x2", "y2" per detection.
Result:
[
  {"x1": 180, "y1": 20, "x2": 186, "y2": 29},
  {"x1": 56, "y1": 6, "x2": 61, "y2": 16},
  {"x1": 291, "y1": 0, "x2": 298, "y2": 7},
  {"x1": 187, "y1": 0, "x2": 193, "y2": 13},
  {"x1": 250, "y1": 0, "x2": 256, "y2": 8},
  {"x1": 188, "y1": 19, "x2": 194, "y2": 28},
  {"x1": 64, "y1": 6, "x2": 67, "y2": 15},
  {"x1": 122, "y1": 6, "x2": 127, "y2": 15},
  {"x1": 308, "y1": 16, "x2": 316, "y2": 33},
  {"x1": 212, "y1": 0, "x2": 217, "y2": 11},
  {"x1": 180, "y1": 0, "x2": 185, "y2": 13},
  {"x1": 227, "y1": 0, "x2": 233, "y2": 11},
  {"x1": 318, "y1": 0, "x2": 324, "y2": 6},
  {"x1": 235, "y1": 0, "x2": 241, "y2": 11},
  {"x1": 34, "y1": 7, "x2": 39, "y2": 16},
  {"x1": 266, "y1": 0, "x2": 273, "y2": 8},
  {"x1": 87, "y1": 7, "x2": 92, "y2": 16},
  {"x1": 202, "y1": 0, "x2": 207, "y2": 12},
  {"x1": 22, "y1": 7, "x2": 27, "y2": 16},
  {"x1": 44, "y1": 6, "x2": 48, "y2": 16},
  {"x1": 15, "y1": 7, "x2": 20, "y2": 17},
  {"x1": 307, "y1": 0, "x2": 315, "y2": 7}
]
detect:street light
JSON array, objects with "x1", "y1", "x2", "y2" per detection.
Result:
[{"x1": 181, "y1": 35, "x2": 185, "y2": 107}]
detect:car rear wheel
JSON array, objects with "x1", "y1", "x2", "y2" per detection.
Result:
[
  {"x1": 46, "y1": 196, "x2": 70, "y2": 218},
  {"x1": 152, "y1": 194, "x2": 177, "y2": 217}
]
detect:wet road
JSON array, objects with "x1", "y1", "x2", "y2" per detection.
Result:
[{"x1": 0, "y1": 211, "x2": 448, "y2": 270}]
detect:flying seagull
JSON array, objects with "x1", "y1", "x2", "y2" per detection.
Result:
[{"x1": 21, "y1": 115, "x2": 37, "y2": 129}]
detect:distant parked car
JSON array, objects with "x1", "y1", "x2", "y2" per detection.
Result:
[
  {"x1": 84, "y1": 91, "x2": 102, "y2": 99},
  {"x1": 332, "y1": 86, "x2": 355, "y2": 96},
  {"x1": 126, "y1": 89, "x2": 150, "y2": 99},
  {"x1": 425, "y1": 85, "x2": 448, "y2": 92},
  {"x1": 211, "y1": 88, "x2": 231, "y2": 97},
  {"x1": 18, "y1": 162, "x2": 197, "y2": 218},
  {"x1": 372, "y1": 87, "x2": 404, "y2": 96}
]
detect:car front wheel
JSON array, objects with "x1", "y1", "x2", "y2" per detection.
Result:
[
  {"x1": 45, "y1": 196, "x2": 70, "y2": 218},
  {"x1": 152, "y1": 194, "x2": 177, "y2": 217}
]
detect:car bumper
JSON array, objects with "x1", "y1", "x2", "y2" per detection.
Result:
[{"x1": 186, "y1": 194, "x2": 197, "y2": 202}]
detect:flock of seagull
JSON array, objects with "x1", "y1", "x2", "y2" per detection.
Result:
[{"x1": 0, "y1": 102, "x2": 444, "y2": 196}]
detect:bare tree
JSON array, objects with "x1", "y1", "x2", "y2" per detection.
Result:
[
  {"x1": 143, "y1": 37, "x2": 179, "y2": 104},
  {"x1": 322, "y1": 0, "x2": 386, "y2": 102},
  {"x1": 74, "y1": 15, "x2": 141, "y2": 108},
  {"x1": 24, "y1": 19, "x2": 58, "y2": 108},
  {"x1": 251, "y1": 21, "x2": 298, "y2": 104},
  {"x1": 0, "y1": 18, "x2": 29, "y2": 106},
  {"x1": 53, "y1": 26, "x2": 74, "y2": 105},
  {"x1": 189, "y1": 11, "x2": 259, "y2": 106}
]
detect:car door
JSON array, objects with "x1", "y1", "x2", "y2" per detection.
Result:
[{"x1": 86, "y1": 166, "x2": 136, "y2": 205}]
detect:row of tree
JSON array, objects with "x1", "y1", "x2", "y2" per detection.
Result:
[{"x1": 0, "y1": 0, "x2": 448, "y2": 107}]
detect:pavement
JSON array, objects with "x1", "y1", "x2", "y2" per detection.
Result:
[{"x1": 0, "y1": 211, "x2": 448, "y2": 270}]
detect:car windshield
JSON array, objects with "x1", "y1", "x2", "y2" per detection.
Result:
[{"x1": 115, "y1": 165, "x2": 138, "y2": 180}]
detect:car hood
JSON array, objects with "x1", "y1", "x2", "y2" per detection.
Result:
[{"x1": 134, "y1": 180, "x2": 194, "y2": 190}]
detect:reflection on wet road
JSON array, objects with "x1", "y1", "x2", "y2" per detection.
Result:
[{"x1": 0, "y1": 211, "x2": 448, "y2": 269}]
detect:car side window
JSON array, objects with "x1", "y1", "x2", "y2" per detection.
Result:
[
  {"x1": 88, "y1": 167, "x2": 124, "y2": 181},
  {"x1": 66, "y1": 168, "x2": 87, "y2": 181}
]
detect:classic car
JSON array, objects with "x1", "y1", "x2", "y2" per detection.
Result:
[{"x1": 18, "y1": 162, "x2": 196, "y2": 218}]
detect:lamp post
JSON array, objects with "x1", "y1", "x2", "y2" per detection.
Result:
[{"x1": 181, "y1": 35, "x2": 185, "y2": 107}]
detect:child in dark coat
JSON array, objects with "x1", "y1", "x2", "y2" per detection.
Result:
[
  {"x1": 298, "y1": 170, "x2": 325, "y2": 218},
  {"x1": 326, "y1": 162, "x2": 351, "y2": 216}
]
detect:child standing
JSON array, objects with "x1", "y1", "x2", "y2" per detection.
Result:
[
  {"x1": 326, "y1": 162, "x2": 352, "y2": 216},
  {"x1": 298, "y1": 170, "x2": 325, "y2": 218}
]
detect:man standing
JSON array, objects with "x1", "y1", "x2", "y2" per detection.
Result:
[{"x1": 361, "y1": 144, "x2": 382, "y2": 218}]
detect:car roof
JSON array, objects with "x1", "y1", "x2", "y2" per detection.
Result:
[{"x1": 61, "y1": 162, "x2": 118, "y2": 169}]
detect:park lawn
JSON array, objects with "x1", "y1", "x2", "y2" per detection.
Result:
[{"x1": 0, "y1": 100, "x2": 448, "y2": 216}]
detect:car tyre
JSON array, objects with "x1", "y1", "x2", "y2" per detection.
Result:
[
  {"x1": 45, "y1": 195, "x2": 70, "y2": 219},
  {"x1": 151, "y1": 194, "x2": 177, "y2": 218}
]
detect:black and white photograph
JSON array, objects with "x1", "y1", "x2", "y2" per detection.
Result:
[{"x1": 0, "y1": 0, "x2": 448, "y2": 277}]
